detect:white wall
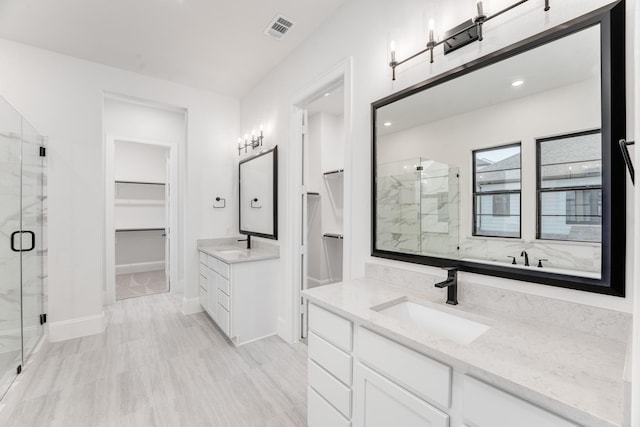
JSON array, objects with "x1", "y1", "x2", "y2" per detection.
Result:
[
  {"x1": 0, "y1": 38, "x2": 238, "y2": 341},
  {"x1": 240, "y1": 0, "x2": 635, "y2": 340}
]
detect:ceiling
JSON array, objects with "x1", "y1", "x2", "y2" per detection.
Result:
[{"x1": 0, "y1": 0, "x2": 347, "y2": 97}]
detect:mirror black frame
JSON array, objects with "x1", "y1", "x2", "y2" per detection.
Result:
[
  {"x1": 371, "y1": 1, "x2": 625, "y2": 296},
  {"x1": 239, "y1": 146, "x2": 278, "y2": 240}
]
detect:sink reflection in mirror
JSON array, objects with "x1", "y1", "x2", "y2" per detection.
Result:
[{"x1": 371, "y1": 297, "x2": 490, "y2": 345}]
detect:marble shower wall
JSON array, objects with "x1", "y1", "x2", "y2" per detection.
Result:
[{"x1": 376, "y1": 158, "x2": 460, "y2": 258}]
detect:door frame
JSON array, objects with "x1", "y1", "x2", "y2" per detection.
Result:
[
  {"x1": 104, "y1": 134, "x2": 179, "y2": 304},
  {"x1": 285, "y1": 57, "x2": 353, "y2": 342}
]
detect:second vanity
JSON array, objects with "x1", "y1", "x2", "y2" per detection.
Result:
[
  {"x1": 303, "y1": 263, "x2": 630, "y2": 427},
  {"x1": 198, "y1": 237, "x2": 279, "y2": 345}
]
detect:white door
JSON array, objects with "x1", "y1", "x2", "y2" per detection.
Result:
[
  {"x1": 299, "y1": 109, "x2": 310, "y2": 338},
  {"x1": 164, "y1": 151, "x2": 170, "y2": 290},
  {"x1": 354, "y1": 363, "x2": 449, "y2": 427}
]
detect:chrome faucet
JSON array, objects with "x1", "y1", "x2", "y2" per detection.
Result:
[
  {"x1": 520, "y1": 250, "x2": 529, "y2": 266},
  {"x1": 434, "y1": 267, "x2": 458, "y2": 305}
]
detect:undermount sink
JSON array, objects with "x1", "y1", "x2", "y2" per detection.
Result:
[
  {"x1": 372, "y1": 298, "x2": 490, "y2": 345},
  {"x1": 218, "y1": 249, "x2": 249, "y2": 256}
]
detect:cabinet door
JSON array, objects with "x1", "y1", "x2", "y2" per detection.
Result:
[
  {"x1": 354, "y1": 363, "x2": 448, "y2": 427},
  {"x1": 206, "y1": 269, "x2": 217, "y2": 321}
]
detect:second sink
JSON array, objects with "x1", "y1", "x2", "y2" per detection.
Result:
[{"x1": 372, "y1": 298, "x2": 490, "y2": 345}]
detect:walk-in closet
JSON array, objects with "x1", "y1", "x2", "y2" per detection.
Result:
[
  {"x1": 113, "y1": 141, "x2": 168, "y2": 300},
  {"x1": 300, "y1": 85, "x2": 345, "y2": 337}
]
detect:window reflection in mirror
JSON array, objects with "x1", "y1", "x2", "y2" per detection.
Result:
[
  {"x1": 473, "y1": 143, "x2": 521, "y2": 238},
  {"x1": 372, "y1": 3, "x2": 627, "y2": 295}
]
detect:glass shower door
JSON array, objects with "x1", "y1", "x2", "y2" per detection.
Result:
[
  {"x1": 20, "y1": 120, "x2": 45, "y2": 361},
  {"x1": 0, "y1": 100, "x2": 23, "y2": 399}
]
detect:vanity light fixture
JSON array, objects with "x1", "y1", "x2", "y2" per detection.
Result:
[
  {"x1": 389, "y1": 0, "x2": 551, "y2": 81},
  {"x1": 237, "y1": 125, "x2": 265, "y2": 156}
]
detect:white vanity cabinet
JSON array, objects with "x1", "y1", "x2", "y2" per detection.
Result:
[
  {"x1": 306, "y1": 303, "x2": 580, "y2": 427},
  {"x1": 307, "y1": 303, "x2": 354, "y2": 427},
  {"x1": 354, "y1": 327, "x2": 450, "y2": 427},
  {"x1": 461, "y1": 376, "x2": 579, "y2": 427},
  {"x1": 198, "y1": 250, "x2": 278, "y2": 345}
]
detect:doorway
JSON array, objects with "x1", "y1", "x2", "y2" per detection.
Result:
[
  {"x1": 104, "y1": 136, "x2": 178, "y2": 304},
  {"x1": 300, "y1": 84, "x2": 346, "y2": 338},
  {"x1": 287, "y1": 58, "x2": 353, "y2": 342}
]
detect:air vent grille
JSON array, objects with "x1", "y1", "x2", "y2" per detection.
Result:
[{"x1": 264, "y1": 14, "x2": 295, "y2": 40}]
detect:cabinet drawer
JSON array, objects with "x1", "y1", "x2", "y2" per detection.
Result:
[
  {"x1": 218, "y1": 289, "x2": 230, "y2": 311},
  {"x1": 199, "y1": 273, "x2": 207, "y2": 289},
  {"x1": 216, "y1": 306, "x2": 230, "y2": 336},
  {"x1": 358, "y1": 327, "x2": 451, "y2": 409},
  {"x1": 308, "y1": 360, "x2": 351, "y2": 418},
  {"x1": 309, "y1": 303, "x2": 353, "y2": 352},
  {"x1": 355, "y1": 363, "x2": 448, "y2": 427},
  {"x1": 462, "y1": 376, "x2": 579, "y2": 427},
  {"x1": 199, "y1": 251, "x2": 207, "y2": 265},
  {"x1": 309, "y1": 332, "x2": 352, "y2": 386},
  {"x1": 308, "y1": 387, "x2": 351, "y2": 427},
  {"x1": 199, "y1": 263, "x2": 207, "y2": 278},
  {"x1": 199, "y1": 285, "x2": 207, "y2": 310},
  {"x1": 217, "y1": 276, "x2": 230, "y2": 296},
  {"x1": 217, "y1": 260, "x2": 230, "y2": 279},
  {"x1": 207, "y1": 254, "x2": 217, "y2": 271}
]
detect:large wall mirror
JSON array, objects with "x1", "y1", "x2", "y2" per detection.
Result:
[
  {"x1": 372, "y1": 2, "x2": 626, "y2": 296},
  {"x1": 239, "y1": 146, "x2": 278, "y2": 240}
]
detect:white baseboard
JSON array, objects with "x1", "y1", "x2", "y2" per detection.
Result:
[
  {"x1": 48, "y1": 312, "x2": 105, "y2": 342},
  {"x1": 182, "y1": 297, "x2": 203, "y2": 315},
  {"x1": 116, "y1": 261, "x2": 164, "y2": 275}
]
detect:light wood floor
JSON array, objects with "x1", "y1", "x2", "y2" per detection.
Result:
[
  {"x1": 116, "y1": 270, "x2": 168, "y2": 300},
  {"x1": 0, "y1": 293, "x2": 308, "y2": 427}
]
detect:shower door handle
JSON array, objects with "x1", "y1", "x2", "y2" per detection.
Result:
[{"x1": 10, "y1": 230, "x2": 35, "y2": 252}]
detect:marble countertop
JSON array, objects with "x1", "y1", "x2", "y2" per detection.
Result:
[
  {"x1": 303, "y1": 278, "x2": 627, "y2": 427},
  {"x1": 198, "y1": 245, "x2": 279, "y2": 264}
]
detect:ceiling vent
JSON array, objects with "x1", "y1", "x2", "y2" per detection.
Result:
[{"x1": 264, "y1": 14, "x2": 295, "y2": 40}]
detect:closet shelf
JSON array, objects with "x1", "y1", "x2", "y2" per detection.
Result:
[
  {"x1": 115, "y1": 228, "x2": 165, "y2": 233},
  {"x1": 323, "y1": 169, "x2": 344, "y2": 176},
  {"x1": 115, "y1": 180, "x2": 165, "y2": 185},
  {"x1": 115, "y1": 199, "x2": 165, "y2": 206},
  {"x1": 323, "y1": 233, "x2": 344, "y2": 240}
]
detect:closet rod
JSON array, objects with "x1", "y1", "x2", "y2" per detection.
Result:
[
  {"x1": 323, "y1": 169, "x2": 344, "y2": 176},
  {"x1": 115, "y1": 180, "x2": 165, "y2": 185},
  {"x1": 323, "y1": 233, "x2": 344, "y2": 240},
  {"x1": 115, "y1": 228, "x2": 165, "y2": 232}
]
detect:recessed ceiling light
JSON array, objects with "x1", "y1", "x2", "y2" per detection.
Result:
[
  {"x1": 324, "y1": 92, "x2": 331, "y2": 97},
  {"x1": 511, "y1": 80, "x2": 524, "y2": 87},
  {"x1": 383, "y1": 122, "x2": 392, "y2": 127}
]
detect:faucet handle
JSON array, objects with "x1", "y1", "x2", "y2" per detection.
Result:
[
  {"x1": 537, "y1": 259, "x2": 548, "y2": 268},
  {"x1": 507, "y1": 256, "x2": 516, "y2": 264}
]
